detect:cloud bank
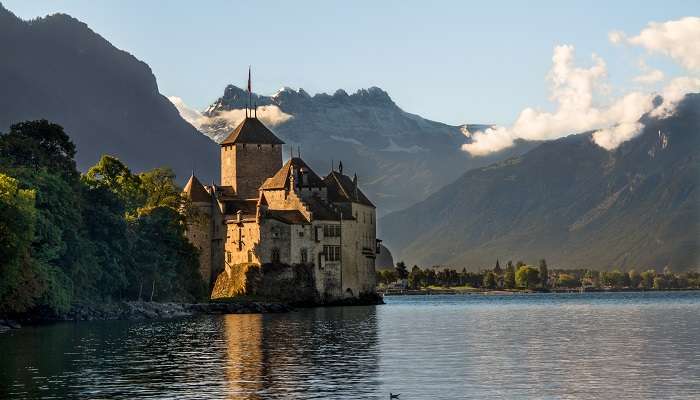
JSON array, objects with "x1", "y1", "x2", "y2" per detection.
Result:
[
  {"x1": 463, "y1": 16, "x2": 700, "y2": 156},
  {"x1": 168, "y1": 96, "x2": 292, "y2": 134}
]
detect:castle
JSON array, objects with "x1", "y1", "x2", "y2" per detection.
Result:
[{"x1": 183, "y1": 111, "x2": 380, "y2": 303}]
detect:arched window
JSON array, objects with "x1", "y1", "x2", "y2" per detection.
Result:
[{"x1": 271, "y1": 248, "x2": 281, "y2": 263}]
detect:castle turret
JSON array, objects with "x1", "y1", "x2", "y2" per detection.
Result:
[
  {"x1": 220, "y1": 116, "x2": 284, "y2": 198},
  {"x1": 183, "y1": 173, "x2": 214, "y2": 285}
]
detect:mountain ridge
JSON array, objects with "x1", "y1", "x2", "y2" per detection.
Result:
[
  {"x1": 194, "y1": 84, "x2": 536, "y2": 214},
  {"x1": 380, "y1": 93, "x2": 700, "y2": 271},
  {"x1": 0, "y1": 4, "x2": 219, "y2": 183}
]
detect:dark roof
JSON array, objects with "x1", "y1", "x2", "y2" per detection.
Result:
[
  {"x1": 265, "y1": 210, "x2": 309, "y2": 225},
  {"x1": 220, "y1": 117, "x2": 285, "y2": 145},
  {"x1": 324, "y1": 171, "x2": 375, "y2": 208},
  {"x1": 261, "y1": 157, "x2": 325, "y2": 190},
  {"x1": 183, "y1": 174, "x2": 210, "y2": 202},
  {"x1": 304, "y1": 195, "x2": 343, "y2": 221},
  {"x1": 222, "y1": 199, "x2": 257, "y2": 219}
]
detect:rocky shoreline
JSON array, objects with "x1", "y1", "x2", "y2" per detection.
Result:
[{"x1": 0, "y1": 300, "x2": 292, "y2": 331}]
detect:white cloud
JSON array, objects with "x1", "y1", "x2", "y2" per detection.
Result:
[
  {"x1": 462, "y1": 45, "x2": 655, "y2": 155},
  {"x1": 463, "y1": 16, "x2": 699, "y2": 156},
  {"x1": 633, "y1": 60, "x2": 665, "y2": 84},
  {"x1": 608, "y1": 30, "x2": 626, "y2": 44},
  {"x1": 627, "y1": 17, "x2": 700, "y2": 70},
  {"x1": 168, "y1": 96, "x2": 293, "y2": 133},
  {"x1": 211, "y1": 106, "x2": 293, "y2": 128},
  {"x1": 168, "y1": 96, "x2": 207, "y2": 127},
  {"x1": 651, "y1": 76, "x2": 700, "y2": 118}
]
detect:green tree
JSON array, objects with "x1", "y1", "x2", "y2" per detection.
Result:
[
  {"x1": 408, "y1": 265, "x2": 424, "y2": 289},
  {"x1": 538, "y1": 259, "x2": 549, "y2": 288},
  {"x1": 483, "y1": 271, "x2": 496, "y2": 289},
  {"x1": 83, "y1": 155, "x2": 145, "y2": 215},
  {"x1": 139, "y1": 167, "x2": 181, "y2": 210},
  {"x1": 640, "y1": 270, "x2": 656, "y2": 289},
  {"x1": 515, "y1": 265, "x2": 540, "y2": 289},
  {"x1": 504, "y1": 261, "x2": 516, "y2": 289},
  {"x1": 653, "y1": 276, "x2": 667, "y2": 290},
  {"x1": 0, "y1": 174, "x2": 43, "y2": 313},
  {"x1": 395, "y1": 261, "x2": 409, "y2": 280},
  {"x1": 0, "y1": 120, "x2": 78, "y2": 182},
  {"x1": 557, "y1": 273, "x2": 580, "y2": 288}
]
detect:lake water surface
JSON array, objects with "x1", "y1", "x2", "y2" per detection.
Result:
[{"x1": 2, "y1": 291, "x2": 700, "y2": 399}]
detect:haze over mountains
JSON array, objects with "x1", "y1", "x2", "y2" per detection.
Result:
[
  {"x1": 0, "y1": 4, "x2": 219, "y2": 183},
  {"x1": 381, "y1": 94, "x2": 700, "y2": 271},
  {"x1": 174, "y1": 84, "x2": 536, "y2": 214}
]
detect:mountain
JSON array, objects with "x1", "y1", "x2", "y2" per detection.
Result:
[
  {"x1": 380, "y1": 94, "x2": 700, "y2": 271},
  {"x1": 194, "y1": 85, "x2": 536, "y2": 215},
  {"x1": 0, "y1": 4, "x2": 219, "y2": 183}
]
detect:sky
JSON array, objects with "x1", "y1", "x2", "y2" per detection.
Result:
[{"x1": 3, "y1": 1, "x2": 697, "y2": 129}]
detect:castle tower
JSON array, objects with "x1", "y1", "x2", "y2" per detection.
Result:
[
  {"x1": 183, "y1": 173, "x2": 214, "y2": 285},
  {"x1": 220, "y1": 116, "x2": 284, "y2": 198}
]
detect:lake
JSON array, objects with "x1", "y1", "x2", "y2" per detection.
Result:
[{"x1": 2, "y1": 291, "x2": 700, "y2": 399}]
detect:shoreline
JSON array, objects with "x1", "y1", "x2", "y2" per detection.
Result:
[
  {"x1": 0, "y1": 294, "x2": 385, "y2": 332},
  {"x1": 380, "y1": 287, "x2": 700, "y2": 296}
]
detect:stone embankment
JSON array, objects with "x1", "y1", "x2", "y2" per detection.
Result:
[{"x1": 0, "y1": 301, "x2": 291, "y2": 331}]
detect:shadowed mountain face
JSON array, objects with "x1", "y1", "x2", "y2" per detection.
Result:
[
  {"x1": 198, "y1": 85, "x2": 536, "y2": 215},
  {"x1": 0, "y1": 5, "x2": 219, "y2": 183},
  {"x1": 380, "y1": 94, "x2": 700, "y2": 271}
]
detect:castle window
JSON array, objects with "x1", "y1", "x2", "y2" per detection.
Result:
[
  {"x1": 247, "y1": 250, "x2": 253, "y2": 263},
  {"x1": 323, "y1": 224, "x2": 341, "y2": 237},
  {"x1": 324, "y1": 245, "x2": 341, "y2": 261},
  {"x1": 227, "y1": 251, "x2": 232, "y2": 264},
  {"x1": 271, "y1": 248, "x2": 281, "y2": 263},
  {"x1": 300, "y1": 248, "x2": 308, "y2": 263},
  {"x1": 298, "y1": 230, "x2": 304, "y2": 237}
]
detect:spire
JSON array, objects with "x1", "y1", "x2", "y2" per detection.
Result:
[
  {"x1": 353, "y1": 173, "x2": 358, "y2": 199},
  {"x1": 247, "y1": 65, "x2": 252, "y2": 112},
  {"x1": 338, "y1": 160, "x2": 343, "y2": 175}
]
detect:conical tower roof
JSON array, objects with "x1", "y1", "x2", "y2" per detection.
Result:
[
  {"x1": 183, "y1": 173, "x2": 211, "y2": 202},
  {"x1": 220, "y1": 116, "x2": 285, "y2": 145}
]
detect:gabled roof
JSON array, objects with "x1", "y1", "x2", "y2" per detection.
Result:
[
  {"x1": 324, "y1": 171, "x2": 375, "y2": 208},
  {"x1": 261, "y1": 157, "x2": 325, "y2": 190},
  {"x1": 220, "y1": 117, "x2": 285, "y2": 145},
  {"x1": 183, "y1": 174, "x2": 210, "y2": 202}
]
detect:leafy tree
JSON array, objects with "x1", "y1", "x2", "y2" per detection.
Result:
[
  {"x1": 483, "y1": 271, "x2": 496, "y2": 289},
  {"x1": 83, "y1": 155, "x2": 145, "y2": 215},
  {"x1": 640, "y1": 270, "x2": 656, "y2": 289},
  {"x1": 557, "y1": 273, "x2": 580, "y2": 288},
  {"x1": 395, "y1": 261, "x2": 409, "y2": 280},
  {"x1": 504, "y1": 261, "x2": 516, "y2": 289},
  {"x1": 408, "y1": 265, "x2": 424, "y2": 289},
  {"x1": 0, "y1": 120, "x2": 78, "y2": 182},
  {"x1": 139, "y1": 167, "x2": 181, "y2": 210},
  {"x1": 539, "y1": 259, "x2": 548, "y2": 288},
  {"x1": 515, "y1": 265, "x2": 539, "y2": 289},
  {"x1": 0, "y1": 174, "x2": 43, "y2": 312},
  {"x1": 653, "y1": 276, "x2": 667, "y2": 290}
]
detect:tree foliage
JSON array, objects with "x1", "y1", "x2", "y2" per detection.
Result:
[{"x1": 0, "y1": 120, "x2": 207, "y2": 314}]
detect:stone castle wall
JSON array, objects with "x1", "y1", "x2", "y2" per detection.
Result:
[
  {"x1": 211, "y1": 262, "x2": 317, "y2": 304},
  {"x1": 185, "y1": 201, "x2": 213, "y2": 284},
  {"x1": 221, "y1": 143, "x2": 282, "y2": 198}
]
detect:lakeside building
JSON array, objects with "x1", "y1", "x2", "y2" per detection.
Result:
[{"x1": 183, "y1": 111, "x2": 380, "y2": 302}]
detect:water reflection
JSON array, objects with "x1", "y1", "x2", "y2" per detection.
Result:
[
  {"x1": 222, "y1": 307, "x2": 380, "y2": 399},
  {"x1": 2, "y1": 293, "x2": 700, "y2": 399}
]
